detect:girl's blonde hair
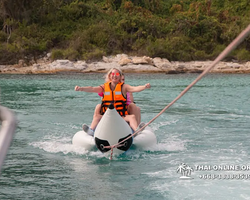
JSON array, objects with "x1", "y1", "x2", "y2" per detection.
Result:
[{"x1": 105, "y1": 67, "x2": 123, "y2": 82}]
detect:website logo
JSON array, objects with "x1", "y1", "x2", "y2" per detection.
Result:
[{"x1": 176, "y1": 163, "x2": 194, "y2": 180}]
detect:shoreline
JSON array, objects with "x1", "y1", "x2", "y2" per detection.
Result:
[{"x1": 0, "y1": 54, "x2": 250, "y2": 74}]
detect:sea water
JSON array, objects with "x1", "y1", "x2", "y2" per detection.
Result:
[{"x1": 0, "y1": 73, "x2": 249, "y2": 200}]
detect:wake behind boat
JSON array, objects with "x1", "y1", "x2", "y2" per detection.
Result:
[{"x1": 72, "y1": 104, "x2": 157, "y2": 155}]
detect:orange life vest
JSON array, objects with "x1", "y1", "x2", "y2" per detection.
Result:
[{"x1": 101, "y1": 82, "x2": 128, "y2": 116}]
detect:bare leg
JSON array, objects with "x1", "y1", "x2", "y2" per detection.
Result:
[
  {"x1": 127, "y1": 103, "x2": 141, "y2": 124},
  {"x1": 123, "y1": 114, "x2": 137, "y2": 131},
  {"x1": 137, "y1": 106, "x2": 141, "y2": 124},
  {"x1": 90, "y1": 104, "x2": 102, "y2": 130}
]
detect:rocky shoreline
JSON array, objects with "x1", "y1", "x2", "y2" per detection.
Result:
[{"x1": 0, "y1": 54, "x2": 250, "y2": 74}]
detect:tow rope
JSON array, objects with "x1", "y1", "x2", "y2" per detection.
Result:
[{"x1": 108, "y1": 24, "x2": 250, "y2": 160}]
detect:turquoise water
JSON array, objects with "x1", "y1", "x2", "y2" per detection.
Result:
[{"x1": 0, "y1": 73, "x2": 250, "y2": 200}]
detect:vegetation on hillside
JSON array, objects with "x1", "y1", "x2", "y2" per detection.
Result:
[{"x1": 0, "y1": 0, "x2": 250, "y2": 65}]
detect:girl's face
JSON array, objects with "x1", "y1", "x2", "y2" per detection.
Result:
[
  {"x1": 121, "y1": 76, "x2": 125, "y2": 83},
  {"x1": 110, "y1": 69, "x2": 121, "y2": 83}
]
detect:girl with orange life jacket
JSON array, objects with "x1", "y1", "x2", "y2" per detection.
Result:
[
  {"x1": 97, "y1": 74, "x2": 140, "y2": 123},
  {"x1": 75, "y1": 67, "x2": 150, "y2": 132},
  {"x1": 100, "y1": 81, "x2": 128, "y2": 116},
  {"x1": 97, "y1": 76, "x2": 141, "y2": 129}
]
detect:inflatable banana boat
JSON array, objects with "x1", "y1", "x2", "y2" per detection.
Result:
[{"x1": 72, "y1": 104, "x2": 157, "y2": 155}]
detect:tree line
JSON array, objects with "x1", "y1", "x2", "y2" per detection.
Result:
[{"x1": 0, "y1": 0, "x2": 250, "y2": 65}]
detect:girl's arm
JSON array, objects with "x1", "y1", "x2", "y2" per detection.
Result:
[
  {"x1": 75, "y1": 85, "x2": 104, "y2": 93},
  {"x1": 124, "y1": 83, "x2": 151, "y2": 93}
]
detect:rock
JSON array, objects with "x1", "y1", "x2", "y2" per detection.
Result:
[
  {"x1": 143, "y1": 56, "x2": 154, "y2": 65},
  {"x1": 120, "y1": 64, "x2": 159, "y2": 72},
  {"x1": 102, "y1": 56, "x2": 111, "y2": 63},
  {"x1": 227, "y1": 63, "x2": 241, "y2": 69},
  {"x1": 47, "y1": 53, "x2": 52, "y2": 58},
  {"x1": 18, "y1": 59, "x2": 26, "y2": 67},
  {"x1": 74, "y1": 61, "x2": 88, "y2": 70},
  {"x1": 113, "y1": 54, "x2": 129, "y2": 63},
  {"x1": 119, "y1": 57, "x2": 132, "y2": 66},
  {"x1": 49, "y1": 60, "x2": 74, "y2": 70},
  {"x1": 32, "y1": 64, "x2": 41, "y2": 70},
  {"x1": 153, "y1": 57, "x2": 172, "y2": 71},
  {"x1": 132, "y1": 57, "x2": 149, "y2": 64},
  {"x1": 85, "y1": 62, "x2": 120, "y2": 72},
  {"x1": 174, "y1": 65, "x2": 188, "y2": 73}
]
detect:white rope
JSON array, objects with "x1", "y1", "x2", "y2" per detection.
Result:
[{"x1": 110, "y1": 24, "x2": 250, "y2": 156}]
